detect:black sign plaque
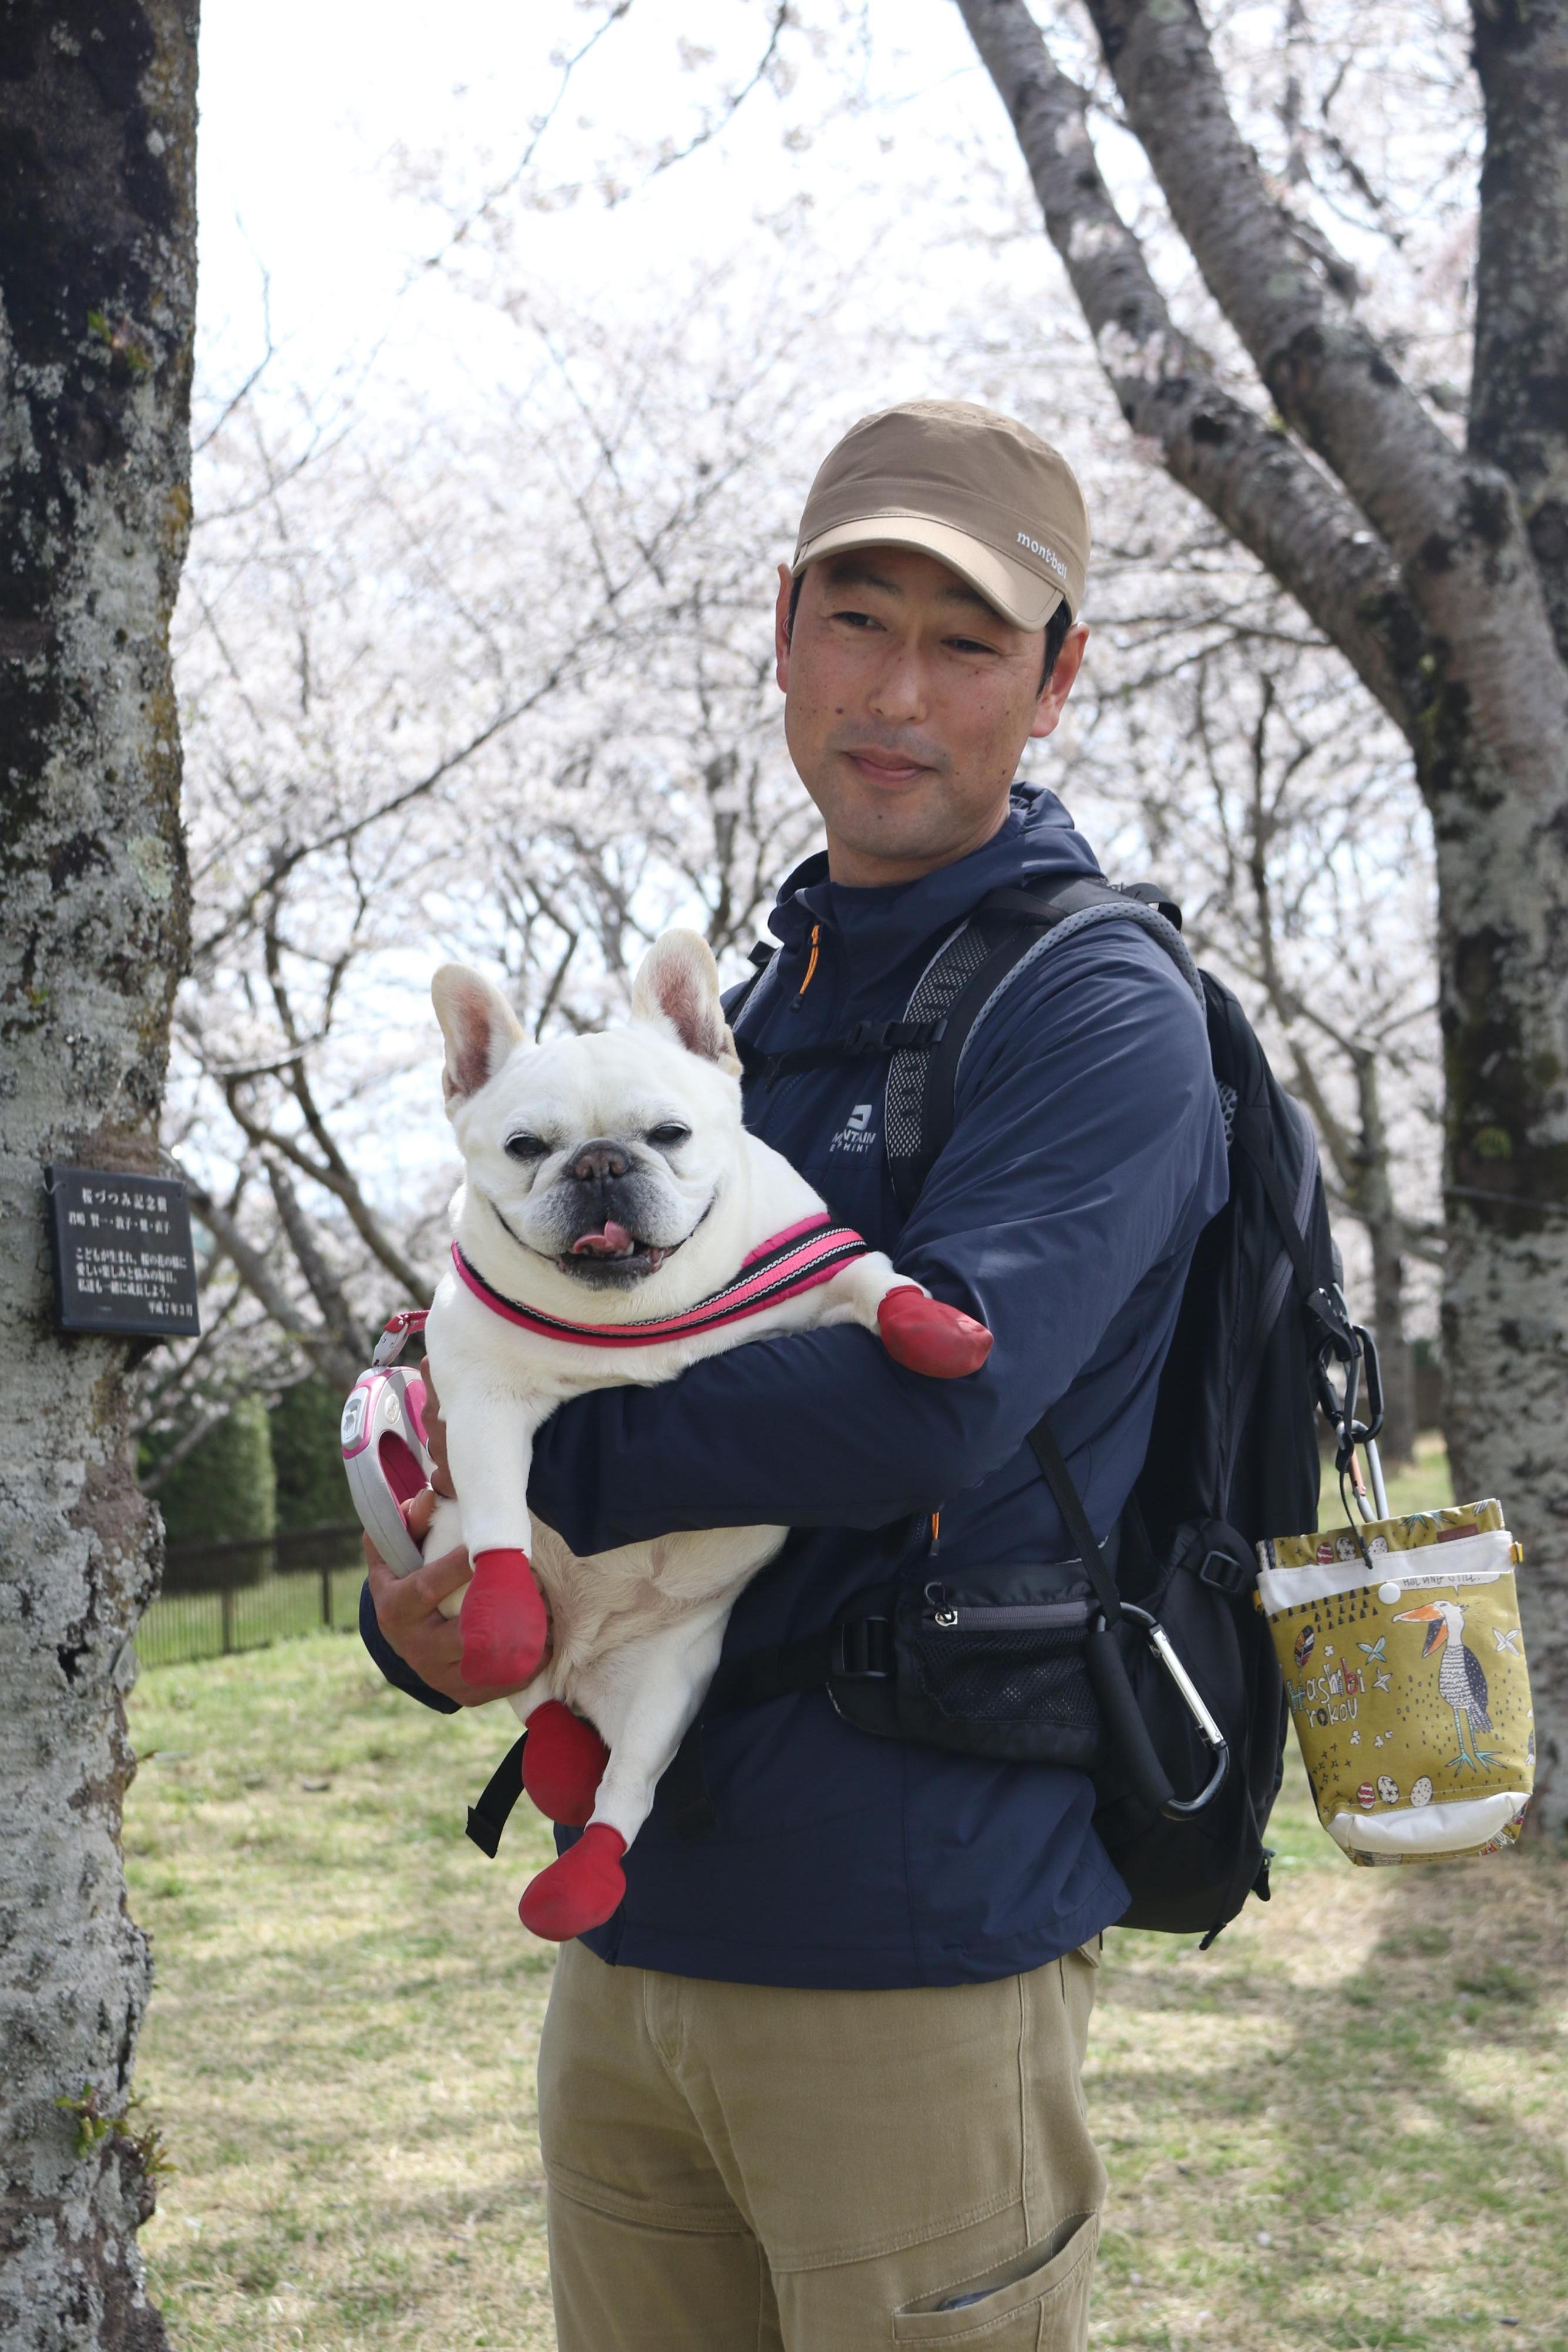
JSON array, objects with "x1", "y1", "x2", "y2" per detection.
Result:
[{"x1": 45, "y1": 1166, "x2": 201, "y2": 1339}]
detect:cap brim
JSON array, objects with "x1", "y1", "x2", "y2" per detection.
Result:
[{"x1": 792, "y1": 514, "x2": 1067, "y2": 631}]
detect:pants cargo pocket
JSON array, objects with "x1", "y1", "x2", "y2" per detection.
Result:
[{"x1": 891, "y1": 2213, "x2": 1099, "y2": 2346}]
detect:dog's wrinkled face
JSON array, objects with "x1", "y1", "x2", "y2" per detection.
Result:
[{"x1": 432, "y1": 933, "x2": 744, "y2": 1291}]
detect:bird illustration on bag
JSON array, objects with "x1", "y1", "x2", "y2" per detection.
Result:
[
  {"x1": 1393, "y1": 1599, "x2": 1498, "y2": 1774},
  {"x1": 1257, "y1": 1498, "x2": 1533, "y2": 1865}
]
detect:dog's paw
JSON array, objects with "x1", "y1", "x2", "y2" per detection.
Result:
[
  {"x1": 517, "y1": 1825, "x2": 627, "y2": 1940},
  {"x1": 522, "y1": 1701, "x2": 610, "y2": 1826},
  {"x1": 461, "y1": 1547, "x2": 548, "y2": 1685},
  {"x1": 877, "y1": 1287, "x2": 993, "y2": 1378}
]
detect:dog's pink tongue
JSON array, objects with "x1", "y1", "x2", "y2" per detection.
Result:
[{"x1": 570, "y1": 1221, "x2": 635, "y2": 1257}]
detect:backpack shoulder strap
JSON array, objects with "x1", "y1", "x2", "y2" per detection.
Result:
[
  {"x1": 889, "y1": 877, "x2": 1199, "y2": 1210},
  {"x1": 722, "y1": 939, "x2": 781, "y2": 1037}
]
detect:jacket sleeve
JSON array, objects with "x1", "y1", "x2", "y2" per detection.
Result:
[
  {"x1": 520, "y1": 927, "x2": 1225, "y2": 1555},
  {"x1": 358, "y1": 1576, "x2": 461, "y2": 1713}
]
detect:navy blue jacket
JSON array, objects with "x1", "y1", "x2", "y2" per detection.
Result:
[{"x1": 362, "y1": 786, "x2": 1227, "y2": 1987}]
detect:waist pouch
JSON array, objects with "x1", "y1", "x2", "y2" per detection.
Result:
[
  {"x1": 662, "y1": 1533, "x2": 1227, "y2": 1815},
  {"x1": 656, "y1": 1526, "x2": 1252, "y2": 1941},
  {"x1": 822, "y1": 1565, "x2": 1102, "y2": 1769}
]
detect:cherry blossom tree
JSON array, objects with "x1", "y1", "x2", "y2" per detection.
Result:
[
  {"x1": 0, "y1": 6, "x2": 197, "y2": 2343},
  {"x1": 947, "y1": 0, "x2": 1566, "y2": 1816}
]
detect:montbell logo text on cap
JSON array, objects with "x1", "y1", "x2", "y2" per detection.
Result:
[{"x1": 1017, "y1": 532, "x2": 1069, "y2": 581}]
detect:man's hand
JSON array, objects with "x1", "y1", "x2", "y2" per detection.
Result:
[{"x1": 364, "y1": 1485, "x2": 531, "y2": 1707}]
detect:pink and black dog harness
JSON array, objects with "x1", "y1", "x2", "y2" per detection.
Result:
[{"x1": 447, "y1": 1212, "x2": 869, "y2": 1347}]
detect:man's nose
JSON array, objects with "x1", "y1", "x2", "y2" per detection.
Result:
[
  {"x1": 568, "y1": 1139, "x2": 631, "y2": 1184},
  {"x1": 867, "y1": 641, "x2": 928, "y2": 725}
]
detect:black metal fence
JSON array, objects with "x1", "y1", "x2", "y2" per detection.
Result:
[{"x1": 138, "y1": 1524, "x2": 366, "y2": 1668}]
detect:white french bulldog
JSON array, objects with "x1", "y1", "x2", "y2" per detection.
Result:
[{"x1": 414, "y1": 929, "x2": 991, "y2": 1940}]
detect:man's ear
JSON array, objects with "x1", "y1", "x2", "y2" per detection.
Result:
[
  {"x1": 631, "y1": 931, "x2": 741, "y2": 1075},
  {"x1": 431, "y1": 965, "x2": 526, "y2": 1106},
  {"x1": 1029, "y1": 619, "x2": 1089, "y2": 742},
  {"x1": 774, "y1": 558, "x2": 794, "y2": 693}
]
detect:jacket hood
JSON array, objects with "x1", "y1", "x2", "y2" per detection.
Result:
[{"x1": 767, "y1": 784, "x2": 1102, "y2": 970}]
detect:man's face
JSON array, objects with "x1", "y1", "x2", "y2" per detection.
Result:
[{"x1": 774, "y1": 546, "x2": 1088, "y2": 887}]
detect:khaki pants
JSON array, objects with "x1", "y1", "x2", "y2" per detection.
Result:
[{"x1": 537, "y1": 1937, "x2": 1106, "y2": 2350}]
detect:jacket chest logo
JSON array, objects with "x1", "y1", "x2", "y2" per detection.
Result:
[{"x1": 830, "y1": 1102, "x2": 879, "y2": 1156}]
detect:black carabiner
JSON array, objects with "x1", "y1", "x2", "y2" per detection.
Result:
[
  {"x1": 1352, "y1": 1323, "x2": 1384, "y2": 1444},
  {"x1": 1091, "y1": 1605, "x2": 1230, "y2": 1819},
  {"x1": 1316, "y1": 1320, "x2": 1385, "y2": 1473}
]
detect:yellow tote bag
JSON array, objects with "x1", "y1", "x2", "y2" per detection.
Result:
[{"x1": 1256, "y1": 1500, "x2": 1534, "y2": 1864}]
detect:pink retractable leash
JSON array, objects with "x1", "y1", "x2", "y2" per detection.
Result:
[{"x1": 339, "y1": 1310, "x2": 432, "y2": 1574}]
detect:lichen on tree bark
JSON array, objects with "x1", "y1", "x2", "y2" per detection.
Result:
[{"x1": 0, "y1": 5, "x2": 198, "y2": 2344}]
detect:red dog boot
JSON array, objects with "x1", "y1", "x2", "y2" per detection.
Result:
[
  {"x1": 522, "y1": 1701, "x2": 610, "y2": 1826},
  {"x1": 878, "y1": 1287, "x2": 993, "y2": 1379},
  {"x1": 461, "y1": 1547, "x2": 548, "y2": 1685},
  {"x1": 517, "y1": 1825, "x2": 627, "y2": 1940}
]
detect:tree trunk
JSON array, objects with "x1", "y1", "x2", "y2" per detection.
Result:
[
  {"x1": 953, "y1": 0, "x2": 1568, "y2": 1828},
  {"x1": 1432, "y1": 725, "x2": 1568, "y2": 1826},
  {"x1": 1441, "y1": 0, "x2": 1568, "y2": 1827},
  {"x1": 0, "y1": 6, "x2": 197, "y2": 2345},
  {"x1": 1367, "y1": 1212, "x2": 1416, "y2": 1472}
]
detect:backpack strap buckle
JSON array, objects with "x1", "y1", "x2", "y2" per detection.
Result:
[
  {"x1": 1187, "y1": 1525, "x2": 1257, "y2": 1598},
  {"x1": 735, "y1": 1015, "x2": 948, "y2": 1087},
  {"x1": 832, "y1": 1613, "x2": 894, "y2": 1681},
  {"x1": 840, "y1": 1015, "x2": 947, "y2": 1057},
  {"x1": 1196, "y1": 1547, "x2": 1254, "y2": 1598}
]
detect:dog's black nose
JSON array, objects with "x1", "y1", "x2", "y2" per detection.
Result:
[{"x1": 568, "y1": 1139, "x2": 631, "y2": 1184}]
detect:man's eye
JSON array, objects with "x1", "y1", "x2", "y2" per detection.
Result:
[
  {"x1": 950, "y1": 637, "x2": 998, "y2": 656},
  {"x1": 646, "y1": 1123, "x2": 691, "y2": 1149},
  {"x1": 504, "y1": 1133, "x2": 550, "y2": 1161},
  {"x1": 830, "y1": 607, "x2": 879, "y2": 628}
]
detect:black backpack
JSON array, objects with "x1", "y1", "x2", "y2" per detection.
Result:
[{"x1": 657, "y1": 875, "x2": 1375, "y2": 1945}]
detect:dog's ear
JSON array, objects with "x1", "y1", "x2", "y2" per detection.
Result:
[
  {"x1": 431, "y1": 965, "x2": 526, "y2": 1106},
  {"x1": 631, "y1": 931, "x2": 741, "y2": 1075}
]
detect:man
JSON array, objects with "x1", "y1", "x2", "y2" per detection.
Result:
[{"x1": 364, "y1": 401, "x2": 1227, "y2": 2348}]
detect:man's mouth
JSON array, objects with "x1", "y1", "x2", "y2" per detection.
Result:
[{"x1": 844, "y1": 747, "x2": 931, "y2": 788}]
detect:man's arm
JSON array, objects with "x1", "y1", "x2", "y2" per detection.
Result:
[{"x1": 526, "y1": 927, "x2": 1222, "y2": 1553}]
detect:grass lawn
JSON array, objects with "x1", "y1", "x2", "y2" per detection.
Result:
[
  {"x1": 125, "y1": 1525, "x2": 1564, "y2": 2350},
  {"x1": 1374, "y1": 1429, "x2": 1456, "y2": 1523}
]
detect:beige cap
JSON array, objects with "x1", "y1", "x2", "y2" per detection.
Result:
[{"x1": 792, "y1": 399, "x2": 1091, "y2": 631}]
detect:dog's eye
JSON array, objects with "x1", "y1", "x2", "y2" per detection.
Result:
[
  {"x1": 646, "y1": 1123, "x2": 691, "y2": 1150},
  {"x1": 504, "y1": 1132, "x2": 550, "y2": 1162}
]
